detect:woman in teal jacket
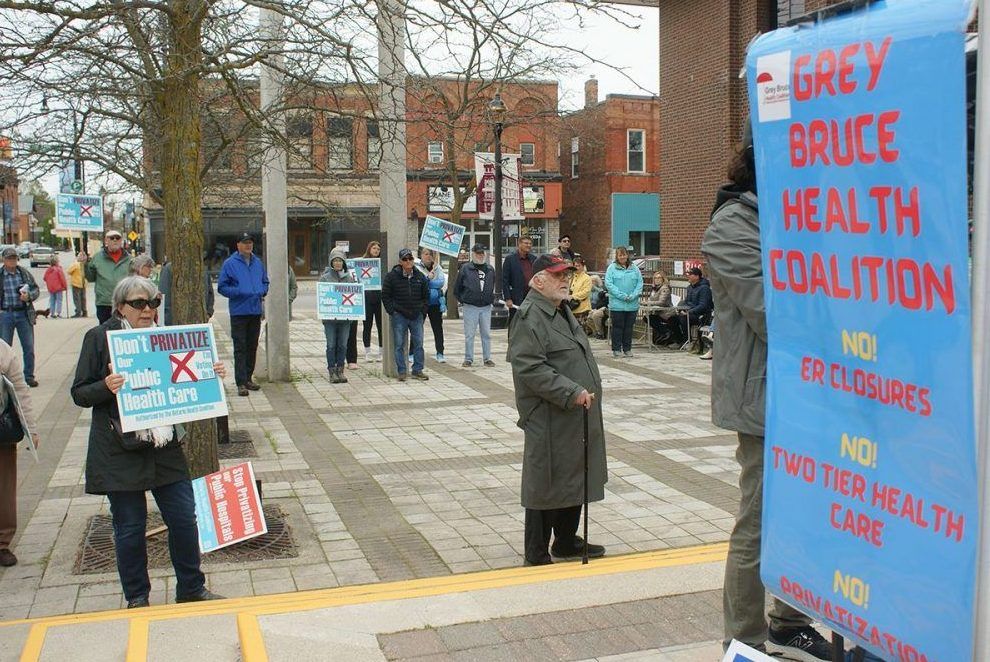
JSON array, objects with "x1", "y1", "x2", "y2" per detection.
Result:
[{"x1": 604, "y1": 246, "x2": 643, "y2": 358}]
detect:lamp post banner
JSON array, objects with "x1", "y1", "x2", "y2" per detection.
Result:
[
  {"x1": 746, "y1": 1, "x2": 976, "y2": 660},
  {"x1": 474, "y1": 152, "x2": 524, "y2": 221}
]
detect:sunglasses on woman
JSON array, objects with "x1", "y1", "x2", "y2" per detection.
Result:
[{"x1": 124, "y1": 296, "x2": 162, "y2": 310}]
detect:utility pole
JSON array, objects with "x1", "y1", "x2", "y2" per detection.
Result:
[
  {"x1": 377, "y1": 0, "x2": 407, "y2": 378},
  {"x1": 260, "y1": 7, "x2": 291, "y2": 382}
]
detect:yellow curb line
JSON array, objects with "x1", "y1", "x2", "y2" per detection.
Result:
[
  {"x1": 18, "y1": 623, "x2": 46, "y2": 662},
  {"x1": 125, "y1": 619, "x2": 149, "y2": 662},
  {"x1": 3, "y1": 543, "x2": 728, "y2": 632},
  {"x1": 237, "y1": 613, "x2": 269, "y2": 662}
]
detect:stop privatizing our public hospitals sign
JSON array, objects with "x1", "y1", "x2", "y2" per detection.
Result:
[
  {"x1": 107, "y1": 323, "x2": 228, "y2": 433},
  {"x1": 191, "y1": 461, "x2": 267, "y2": 553},
  {"x1": 748, "y1": 2, "x2": 976, "y2": 660}
]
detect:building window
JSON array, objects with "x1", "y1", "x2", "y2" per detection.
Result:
[
  {"x1": 367, "y1": 120, "x2": 382, "y2": 171},
  {"x1": 428, "y1": 141, "x2": 444, "y2": 164},
  {"x1": 520, "y1": 142, "x2": 535, "y2": 166},
  {"x1": 327, "y1": 116, "x2": 353, "y2": 171},
  {"x1": 287, "y1": 114, "x2": 313, "y2": 170},
  {"x1": 627, "y1": 129, "x2": 645, "y2": 173},
  {"x1": 570, "y1": 137, "x2": 579, "y2": 178}
]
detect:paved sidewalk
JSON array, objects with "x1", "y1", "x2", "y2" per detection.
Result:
[{"x1": 0, "y1": 292, "x2": 743, "y2": 660}]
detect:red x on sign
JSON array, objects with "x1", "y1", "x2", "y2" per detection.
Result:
[
  {"x1": 443, "y1": 230, "x2": 456, "y2": 242},
  {"x1": 361, "y1": 266, "x2": 374, "y2": 279},
  {"x1": 341, "y1": 293, "x2": 356, "y2": 306},
  {"x1": 170, "y1": 351, "x2": 198, "y2": 383},
  {"x1": 79, "y1": 205, "x2": 93, "y2": 217}
]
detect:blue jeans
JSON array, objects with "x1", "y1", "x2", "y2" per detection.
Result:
[
  {"x1": 610, "y1": 310, "x2": 637, "y2": 353},
  {"x1": 391, "y1": 313, "x2": 424, "y2": 374},
  {"x1": 322, "y1": 320, "x2": 350, "y2": 370},
  {"x1": 462, "y1": 304, "x2": 492, "y2": 363},
  {"x1": 0, "y1": 310, "x2": 34, "y2": 381},
  {"x1": 106, "y1": 480, "x2": 205, "y2": 602},
  {"x1": 48, "y1": 290, "x2": 63, "y2": 317}
]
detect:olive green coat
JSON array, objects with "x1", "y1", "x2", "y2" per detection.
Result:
[{"x1": 508, "y1": 290, "x2": 607, "y2": 509}]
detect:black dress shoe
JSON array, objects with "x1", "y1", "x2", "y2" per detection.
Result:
[
  {"x1": 0, "y1": 548, "x2": 17, "y2": 566},
  {"x1": 245, "y1": 381, "x2": 261, "y2": 391},
  {"x1": 176, "y1": 588, "x2": 225, "y2": 603},
  {"x1": 26, "y1": 379, "x2": 38, "y2": 388},
  {"x1": 127, "y1": 596, "x2": 150, "y2": 609},
  {"x1": 523, "y1": 557, "x2": 553, "y2": 567},
  {"x1": 551, "y1": 536, "x2": 606, "y2": 560},
  {"x1": 237, "y1": 385, "x2": 249, "y2": 396}
]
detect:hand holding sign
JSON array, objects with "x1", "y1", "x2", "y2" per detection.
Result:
[{"x1": 105, "y1": 364, "x2": 126, "y2": 394}]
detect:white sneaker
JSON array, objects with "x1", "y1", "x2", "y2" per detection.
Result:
[
  {"x1": 436, "y1": 353, "x2": 446, "y2": 363},
  {"x1": 364, "y1": 347, "x2": 372, "y2": 361}
]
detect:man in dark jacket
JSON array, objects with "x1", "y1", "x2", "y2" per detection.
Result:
[
  {"x1": 508, "y1": 254, "x2": 607, "y2": 566},
  {"x1": 217, "y1": 232, "x2": 269, "y2": 396},
  {"x1": 0, "y1": 247, "x2": 40, "y2": 387},
  {"x1": 677, "y1": 267, "x2": 714, "y2": 353},
  {"x1": 382, "y1": 248, "x2": 430, "y2": 381},
  {"x1": 701, "y1": 127, "x2": 831, "y2": 661},
  {"x1": 454, "y1": 244, "x2": 496, "y2": 367},
  {"x1": 501, "y1": 235, "x2": 537, "y2": 322}
]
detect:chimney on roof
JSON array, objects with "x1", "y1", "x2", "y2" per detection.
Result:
[{"x1": 584, "y1": 77, "x2": 598, "y2": 109}]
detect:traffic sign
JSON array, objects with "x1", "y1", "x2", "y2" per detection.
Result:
[{"x1": 127, "y1": 231, "x2": 138, "y2": 241}]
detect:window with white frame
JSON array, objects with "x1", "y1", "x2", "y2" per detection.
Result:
[
  {"x1": 570, "y1": 137, "x2": 579, "y2": 178},
  {"x1": 428, "y1": 141, "x2": 444, "y2": 164},
  {"x1": 286, "y1": 113, "x2": 313, "y2": 170},
  {"x1": 627, "y1": 129, "x2": 645, "y2": 173},
  {"x1": 327, "y1": 116, "x2": 353, "y2": 170},
  {"x1": 520, "y1": 142, "x2": 535, "y2": 166}
]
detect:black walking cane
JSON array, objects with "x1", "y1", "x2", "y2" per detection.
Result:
[{"x1": 582, "y1": 404, "x2": 589, "y2": 565}]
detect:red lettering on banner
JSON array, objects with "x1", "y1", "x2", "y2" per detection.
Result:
[{"x1": 789, "y1": 112, "x2": 900, "y2": 168}]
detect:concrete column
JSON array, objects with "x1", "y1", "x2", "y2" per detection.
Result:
[
  {"x1": 377, "y1": 0, "x2": 407, "y2": 378},
  {"x1": 260, "y1": 7, "x2": 291, "y2": 382}
]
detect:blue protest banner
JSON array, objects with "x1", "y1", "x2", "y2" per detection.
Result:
[
  {"x1": 346, "y1": 258, "x2": 382, "y2": 291},
  {"x1": 747, "y1": 2, "x2": 975, "y2": 660},
  {"x1": 107, "y1": 323, "x2": 228, "y2": 433},
  {"x1": 317, "y1": 281, "x2": 365, "y2": 320},
  {"x1": 418, "y1": 215, "x2": 466, "y2": 257},
  {"x1": 55, "y1": 193, "x2": 104, "y2": 232}
]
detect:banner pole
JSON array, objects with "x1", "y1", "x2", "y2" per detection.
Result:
[{"x1": 971, "y1": 2, "x2": 990, "y2": 659}]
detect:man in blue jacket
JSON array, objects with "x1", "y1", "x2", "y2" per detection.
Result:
[
  {"x1": 501, "y1": 235, "x2": 538, "y2": 323},
  {"x1": 218, "y1": 233, "x2": 269, "y2": 396},
  {"x1": 678, "y1": 267, "x2": 714, "y2": 353}
]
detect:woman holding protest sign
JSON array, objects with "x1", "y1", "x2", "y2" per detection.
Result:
[
  {"x1": 361, "y1": 241, "x2": 383, "y2": 362},
  {"x1": 320, "y1": 247, "x2": 356, "y2": 383},
  {"x1": 71, "y1": 276, "x2": 227, "y2": 609}
]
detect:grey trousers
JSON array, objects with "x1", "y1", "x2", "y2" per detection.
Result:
[{"x1": 723, "y1": 432, "x2": 810, "y2": 648}]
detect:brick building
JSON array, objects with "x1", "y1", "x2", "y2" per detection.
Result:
[
  {"x1": 657, "y1": 0, "x2": 835, "y2": 271},
  {"x1": 559, "y1": 78, "x2": 661, "y2": 271},
  {"x1": 0, "y1": 164, "x2": 19, "y2": 245}
]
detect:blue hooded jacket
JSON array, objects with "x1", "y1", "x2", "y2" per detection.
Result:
[{"x1": 217, "y1": 251, "x2": 270, "y2": 316}]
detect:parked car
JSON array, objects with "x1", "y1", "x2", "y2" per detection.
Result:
[
  {"x1": 29, "y1": 246, "x2": 55, "y2": 268},
  {"x1": 16, "y1": 242, "x2": 32, "y2": 259},
  {"x1": 632, "y1": 255, "x2": 664, "y2": 280}
]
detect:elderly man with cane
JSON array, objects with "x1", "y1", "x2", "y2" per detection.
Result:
[{"x1": 508, "y1": 254, "x2": 607, "y2": 566}]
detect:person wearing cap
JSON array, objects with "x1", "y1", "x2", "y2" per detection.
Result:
[
  {"x1": 507, "y1": 254, "x2": 607, "y2": 566},
  {"x1": 501, "y1": 235, "x2": 537, "y2": 322},
  {"x1": 381, "y1": 248, "x2": 430, "y2": 381},
  {"x1": 453, "y1": 244, "x2": 496, "y2": 367},
  {"x1": 550, "y1": 235, "x2": 576, "y2": 263},
  {"x1": 678, "y1": 266, "x2": 714, "y2": 354},
  {"x1": 85, "y1": 229, "x2": 133, "y2": 324},
  {"x1": 701, "y1": 125, "x2": 832, "y2": 660},
  {"x1": 604, "y1": 246, "x2": 643, "y2": 358},
  {"x1": 0, "y1": 248, "x2": 40, "y2": 388},
  {"x1": 218, "y1": 232, "x2": 270, "y2": 396}
]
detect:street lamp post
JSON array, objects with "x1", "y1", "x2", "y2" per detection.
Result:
[{"x1": 488, "y1": 94, "x2": 507, "y2": 297}]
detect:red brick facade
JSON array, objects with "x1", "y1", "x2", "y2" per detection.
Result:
[
  {"x1": 657, "y1": 0, "x2": 837, "y2": 269},
  {"x1": 560, "y1": 83, "x2": 660, "y2": 271}
]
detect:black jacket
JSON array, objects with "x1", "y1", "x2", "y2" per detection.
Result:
[
  {"x1": 454, "y1": 261, "x2": 496, "y2": 307},
  {"x1": 683, "y1": 277, "x2": 714, "y2": 319},
  {"x1": 502, "y1": 251, "x2": 538, "y2": 304},
  {"x1": 71, "y1": 317, "x2": 191, "y2": 495},
  {"x1": 382, "y1": 264, "x2": 430, "y2": 320}
]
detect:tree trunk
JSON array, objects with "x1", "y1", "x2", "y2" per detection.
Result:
[{"x1": 161, "y1": 0, "x2": 217, "y2": 478}]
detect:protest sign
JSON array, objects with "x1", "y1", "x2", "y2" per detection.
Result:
[
  {"x1": 747, "y1": 2, "x2": 976, "y2": 659},
  {"x1": 474, "y1": 152, "x2": 524, "y2": 221},
  {"x1": 55, "y1": 193, "x2": 104, "y2": 233},
  {"x1": 107, "y1": 324, "x2": 228, "y2": 433},
  {"x1": 720, "y1": 641, "x2": 775, "y2": 662},
  {"x1": 317, "y1": 281, "x2": 365, "y2": 320},
  {"x1": 418, "y1": 215, "x2": 465, "y2": 257},
  {"x1": 346, "y1": 258, "x2": 382, "y2": 291},
  {"x1": 2, "y1": 377, "x2": 36, "y2": 463},
  {"x1": 191, "y1": 462, "x2": 266, "y2": 553}
]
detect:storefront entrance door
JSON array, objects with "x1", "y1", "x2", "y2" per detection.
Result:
[{"x1": 289, "y1": 230, "x2": 310, "y2": 276}]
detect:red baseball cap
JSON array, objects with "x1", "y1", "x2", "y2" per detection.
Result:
[{"x1": 533, "y1": 254, "x2": 576, "y2": 275}]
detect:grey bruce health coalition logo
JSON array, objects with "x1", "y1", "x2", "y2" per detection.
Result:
[{"x1": 756, "y1": 51, "x2": 792, "y2": 122}]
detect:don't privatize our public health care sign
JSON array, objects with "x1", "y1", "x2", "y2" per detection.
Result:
[
  {"x1": 317, "y1": 281, "x2": 365, "y2": 320},
  {"x1": 107, "y1": 324, "x2": 228, "y2": 433},
  {"x1": 419, "y1": 215, "x2": 466, "y2": 257},
  {"x1": 748, "y1": 1, "x2": 976, "y2": 660},
  {"x1": 55, "y1": 193, "x2": 104, "y2": 233}
]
